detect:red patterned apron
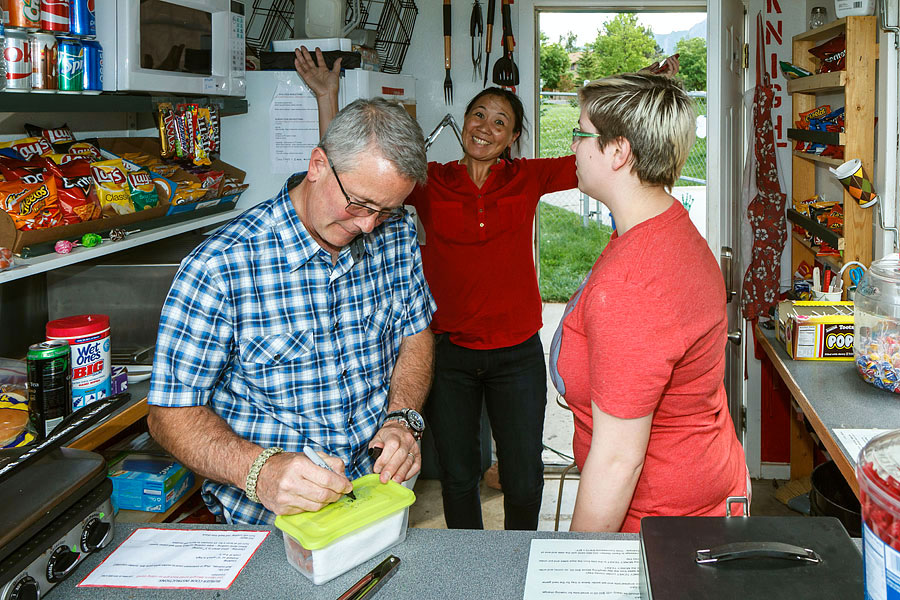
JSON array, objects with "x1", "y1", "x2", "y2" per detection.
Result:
[{"x1": 741, "y1": 13, "x2": 787, "y2": 321}]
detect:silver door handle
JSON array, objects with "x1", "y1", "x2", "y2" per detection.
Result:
[
  {"x1": 727, "y1": 330, "x2": 742, "y2": 345},
  {"x1": 721, "y1": 246, "x2": 735, "y2": 303}
]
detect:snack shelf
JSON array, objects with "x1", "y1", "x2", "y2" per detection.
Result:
[
  {"x1": 791, "y1": 232, "x2": 843, "y2": 273},
  {"x1": 791, "y1": 150, "x2": 844, "y2": 167},
  {"x1": 787, "y1": 207, "x2": 843, "y2": 250},
  {"x1": 0, "y1": 206, "x2": 242, "y2": 284},
  {"x1": 790, "y1": 15, "x2": 875, "y2": 290},
  {"x1": 786, "y1": 128, "x2": 845, "y2": 146},
  {"x1": 786, "y1": 71, "x2": 846, "y2": 94},
  {"x1": 0, "y1": 92, "x2": 248, "y2": 116}
]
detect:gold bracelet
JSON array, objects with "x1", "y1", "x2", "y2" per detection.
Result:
[{"x1": 245, "y1": 447, "x2": 283, "y2": 503}]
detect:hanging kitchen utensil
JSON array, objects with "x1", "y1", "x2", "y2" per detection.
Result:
[
  {"x1": 470, "y1": 0, "x2": 483, "y2": 81},
  {"x1": 491, "y1": 0, "x2": 518, "y2": 88},
  {"x1": 443, "y1": 0, "x2": 453, "y2": 104},
  {"x1": 482, "y1": 0, "x2": 496, "y2": 87}
]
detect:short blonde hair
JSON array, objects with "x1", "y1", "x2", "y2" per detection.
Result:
[{"x1": 578, "y1": 73, "x2": 695, "y2": 188}]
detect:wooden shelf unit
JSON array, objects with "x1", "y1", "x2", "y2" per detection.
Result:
[{"x1": 790, "y1": 16, "x2": 876, "y2": 287}]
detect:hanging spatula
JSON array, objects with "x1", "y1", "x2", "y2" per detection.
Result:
[{"x1": 491, "y1": 0, "x2": 518, "y2": 87}]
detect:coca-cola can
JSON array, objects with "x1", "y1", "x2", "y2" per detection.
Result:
[
  {"x1": 4, "y1": 30, "x2": 32, "y2": 92},
  {"x1": 1, "y1": 0, "x2": 41, "y2": 30},
  {"x1": 30, "y1": 32, "x2": 58, "y2": 92},
  {"x1": 40, "y1": 0, "x2": 69, "y2": 33}
]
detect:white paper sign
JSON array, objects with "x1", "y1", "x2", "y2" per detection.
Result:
[
  {"x1": 269, "y1": 77, "x2": 321, "y2": 173},
  {"x1": 78, "y1": 528, "x2": 269, "y2": 590},
  {"x1": 523, "y1": 539, "x2": 640, "y2": 599},
  {"x1": 834, "y1": 428, "x2": 894, "y2": 466}
]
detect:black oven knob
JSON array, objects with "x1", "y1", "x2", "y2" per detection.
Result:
[
  {"x1": 9, "y1": 576, "x2": 39, "y2": 600},
  {"x1": 46, "y1": 545, "x2": 80, "y2": 583},
  {"x1": 81, "y1": 517, "x2": 112, "y2": 552}
]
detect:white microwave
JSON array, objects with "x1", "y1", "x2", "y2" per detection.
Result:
[{"x1": 95, "y1": 0, "x2": 245, "y2": 96}]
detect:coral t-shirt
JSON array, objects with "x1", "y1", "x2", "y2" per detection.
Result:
[{"x1": 552, "y1": 201, "x2": 747, "y2": 532}]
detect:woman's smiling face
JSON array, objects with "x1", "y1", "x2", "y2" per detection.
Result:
[{"x1": 461, "y1": 94, "x2": 520, "y2": 162}]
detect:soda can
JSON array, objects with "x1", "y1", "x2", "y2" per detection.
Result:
[
  {"x1": 81, "y1": 38, "x2": 101, "y2": 93},
  {"x1": 30, "y1": 32, "x2": 58, "y2": 92},
  {"x1": 40, "y1": 0, "x2": 69, "y2": 33},
  {"x1": 4, "y1": 29, "x2": 32, "y2": 91},
  {"x1": 57, "y1": 36, "x2": 82, "y2": 92},
  {"x1": 67, "y1": 0, "x2": 94, "y2": 37},
  {"x1": 1, "y1": 0, "x2": 41, "y2": 30},
  {"x1": 27, "y1": 339, "x2": 72, "y2": 440}
]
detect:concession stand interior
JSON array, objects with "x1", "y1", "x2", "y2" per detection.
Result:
[{"x1": 0, "y1": 0, "x2": 899, "y2": 597}]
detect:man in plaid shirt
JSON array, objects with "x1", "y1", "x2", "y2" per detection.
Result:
[{"x1": 146, "y1": 99, "x2": 435, "y2": 524}]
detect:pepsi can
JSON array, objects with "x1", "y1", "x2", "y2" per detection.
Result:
[
  {"x1": 4, "y1": 29, "x2": 32, "y2": 91},
  {"x1": 57, "y1": 36, "x2": 82, "y2": 92},
  {"x1": 67, "y1": 0, "x2": 94, "y2": 36},
  {"x1": 81, "y1": 38, "x2": 100, "y2": 92}
]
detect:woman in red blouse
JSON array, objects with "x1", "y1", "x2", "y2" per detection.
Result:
[{"x1": 295, "y1": 47, "x2": 576, "y2": 530}]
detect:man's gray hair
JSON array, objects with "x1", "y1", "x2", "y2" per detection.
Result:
[
  {"x1": 318, "y1": 98, "x2": 427, "y2": 185},
  {"x1": 578, "y1": 73, "x2": 695, "y2": 189}
]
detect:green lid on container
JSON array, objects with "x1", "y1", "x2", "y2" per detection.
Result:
[{"x1": 274, "y1": 474, "x2": 415, "y2": 550}]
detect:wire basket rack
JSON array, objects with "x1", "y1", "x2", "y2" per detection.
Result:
[
  {"x1": 245, "y1": 0, "x2": 294, "y2": 52},
  {"x1": 346, "y1": 0, "x2": 418, "y2": 74}
]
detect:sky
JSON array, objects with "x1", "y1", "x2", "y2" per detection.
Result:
[{"x1": 540, "y1": 11, "x2": 706, "y2": 47}]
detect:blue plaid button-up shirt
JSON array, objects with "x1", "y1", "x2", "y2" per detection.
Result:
[{"x1": 148, "y1": 174, "x2": 435, "y2": 524}]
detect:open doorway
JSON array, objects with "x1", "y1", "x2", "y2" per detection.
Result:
[{"x1": 533, "y1": 9, "x2": 710, "y2": 471}]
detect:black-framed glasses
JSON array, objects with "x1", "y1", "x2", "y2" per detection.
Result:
[
  {"x1": 572, "y1": 127, "x2": 602, "y2": 144},
  {"x1": 328, "y1": 158, "x2": 405, "y2": 223}
]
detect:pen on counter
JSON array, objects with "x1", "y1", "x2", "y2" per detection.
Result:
[{"x1": 302, "y1": 445, "x2": 356, "y2": 500}]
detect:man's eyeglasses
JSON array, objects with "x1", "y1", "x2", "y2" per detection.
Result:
[
  {"x1": 328, "y1": 158, "x2": 405, "y2": 223},
  {"x1": 572, "y1": 127, "x2": 602, "y2": 144}
]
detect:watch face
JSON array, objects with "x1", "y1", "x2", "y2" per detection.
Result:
[{"x1": 405, "y1": 409, "x2": 425, "y2": 432}]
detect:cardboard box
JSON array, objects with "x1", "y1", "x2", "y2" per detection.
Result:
[
  {"x1": 0, "y1": 137, "x2": 246, "y2": 255},
  {"x1": 777, "y1": 300, "x2": 855, "y2": 360},
  {"x1": 108, "y1": 453, "x2": 195, "y2": 512}
]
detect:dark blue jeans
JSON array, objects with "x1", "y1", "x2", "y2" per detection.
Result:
[{"x1": 425, "y1": 333, "x2": 546, "y2": 530}]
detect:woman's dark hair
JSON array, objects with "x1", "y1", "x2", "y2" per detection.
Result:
[{"x1": 464, "y1": 87, "x2": 528, "y2": 160}]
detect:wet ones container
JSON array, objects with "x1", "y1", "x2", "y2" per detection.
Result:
[
  {"x1": 274, "y1": 474, "x2": 415, "y2": 585},
  {"x1": 858, "y1": 430, "x2": 900, "y2": 599},
  {"x1": 46, "y1": 314, "x2": 111, "y2": 410}
]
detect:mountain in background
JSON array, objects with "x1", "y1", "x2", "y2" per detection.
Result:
[{"x1": 654, "y1": 19, "x2": 707, "y2": 54}]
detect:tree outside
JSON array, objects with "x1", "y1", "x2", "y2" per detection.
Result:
[
  {"x1": 578, "y1": 13, "x2": 661, "y2": 82},
  {"x1": 540, "y1": 39, "x2": 570, "y2": 90},
  {"x1": 675, "y1": 37, "x2": 707, "y2": 91}
]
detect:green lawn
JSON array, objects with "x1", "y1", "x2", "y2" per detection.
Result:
[{"x1": 538, "y1": 202, "x2": 613, "y2": 302}]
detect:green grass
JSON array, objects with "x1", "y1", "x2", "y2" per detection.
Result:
[{"x1": 538, "y1": 202, "x2": 613, "y2": 302}]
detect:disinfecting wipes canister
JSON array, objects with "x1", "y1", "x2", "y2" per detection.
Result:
[{"x1": 46, "y1": 314, "x2": 111, "y2": 410}]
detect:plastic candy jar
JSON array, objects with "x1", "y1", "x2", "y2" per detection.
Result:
[
  {"x1": 854, "y1": 254, "x2": 900, "y2": 393},
  {"x1": 858, "y1": 430, "x2": 900, "y2": 598}
]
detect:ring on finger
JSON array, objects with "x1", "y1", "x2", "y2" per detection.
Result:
[{"x1": 407, "y1": 452, "x2": 415, "y2": 459}]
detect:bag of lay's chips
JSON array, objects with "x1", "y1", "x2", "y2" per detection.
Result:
[
  {"x1": 126, "y1": 169, "x2": 159, "y2": 211},
  {"x1": 24, "y1": 123, "x2": 77, "y2": 152},
  {"x1": 90, "y1": 159, "x2": 135, "y2": 216},
  {"x1": 0, "y1": 137, "x2": 54, "y2": 161},
  {"x1": 0, "y1": 178, "x2": 63, "y2": 230},
  {"x1": 66, "y1": 140, "x2": 104, "y2": 162}
]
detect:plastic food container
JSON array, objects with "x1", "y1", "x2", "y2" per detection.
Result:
[
  {"x1": 274, "y1": 474, "x2": 415, "y2": 585},
  {"x1": 854, "y1": 255, "x2": 900, "y2": 393},
  {"x1": 858, "y1": 430, "x2": 900, "y2": 598}
]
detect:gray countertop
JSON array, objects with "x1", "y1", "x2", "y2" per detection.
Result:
[{"x1": 53, "y1": 523, "x2": 634, "y2": 599}]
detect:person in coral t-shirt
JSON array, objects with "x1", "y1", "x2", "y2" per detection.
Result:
[{"x1": 549, "y1": 73, "x2": 748, "y2": 533}]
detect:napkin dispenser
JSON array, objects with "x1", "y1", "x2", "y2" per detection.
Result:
[{"x1": 639, "y1": 516, "x2": 862, "y2": 599}]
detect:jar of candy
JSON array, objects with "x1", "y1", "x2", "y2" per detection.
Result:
[
  {"x1": 854, "y1": 254, "x2": 900, "y2": 393},
  {"x1": 858, "y1": 430, "x2": 900, "y2": 598}
]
